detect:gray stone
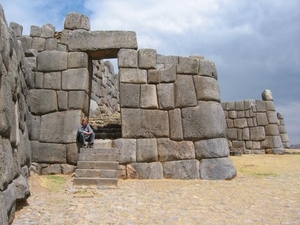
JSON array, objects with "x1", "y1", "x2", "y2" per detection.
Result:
[
  {"x1": 9, "y1": 22, "x2": 22, "y2": 37},
  {"x1": 121, "y1": 109, "x2": 169, "y2": 138},
  {"x1": 197, "y1": 59, "x2": 218, "y2": 79},
  {"x1": 277, "y1": 112, "x2": 284, "y2": 119},
  {"x1": 3, "y1": 182, "x2": 16, "y2": 224},
  {"x1": 43, "y1": 72, "x2": 61, "y2": 89},
  {"x1": 157, "y1": 54, "x2": 178, "y2": 65},
  {"x1": 175, "y1": 75, "x2": 197, "y2": 107},
  {"x1": 12, "y1": 174, "x2": 30, "y2": 200},
  {"x1": 61, "y1": 164, "x2": 76, "y2": 174},
  {"x1": 62, "y1": 68, "x2": 89, "y2": 91},
  {"x1": 118, "y1": 49, "x2": 138, "y2": 68},
  {"x1": 160, "y1": 64, "x2": 176, "y2": 82},
  {"x1": 127, "y1": 162, "x2": 163, "y2": 179},
  {"x1": 177, "y1": 57, "x2": 198, "y2": 74},
  {"x1": 265, "y1": 101, "x2": 275, "y2": 111},
  {"x1": 0, "y1": 192, "x2": 8, "y2": 225},
  {"x1": 37, "y1": 50, "x2": 67, "y2": 72},
  {"x1": 68, "y1": 91, "x2": 89, "y2": 115},
  {"x1": 31, "y1": 141, "x2": 66, "y2": 163},
  {"x1": 162, "y1": 160, "x2": 199, "y2": 179},
  {"x1": 265, "y1": 124, "x2": 280, "y2": 136},
  {"x1": 113, "y1": 139, "x2": 136, "y2": 164},
  {"x1": 138, "y1": 49, "x2": 156, "y2": 69},
  {"x1": 228, "y1": 110, "x2": 237, "y2": 119},
  {"x1": 41, "y1": 24, "x2": 55, "y2": 38},
  {"x1": 40, "y1": 110, "x2": 82, "y2": 143},
  {"x1": 250, "y1": 127, "x2": 265, "y2": 141},
  {"x1": 66, "y1": 143, "x2": 79, "y2": 165},
  {"x1": 140, "y1": 85, "x2": 158, "y2": 109},
  {"x1": 147, "y1": 69, "x2": 161, "y2": 84},
  {"x1": 193, "y1": 76, "x2": 220, "y2": 102},
  {"x1": 68, "y1": 52, "x2": 88, "y2": 68},
  {"x1": 226, "y1": 119, "x2": 234, "y2": 128},
  {"x1": 200, "y1": 157, "x2": 237, "y2": 180},
  {"x1": 120, "y1": 83, "x2": 140, "y2": 108},
  {"x1": 40, "y1": 164, "x2": 61, "y2": 175},
  {"x1": 57, "y1": 91, "x2": 68, "y2": 111},
  {"x1": 18, "y1": 36, "x2": 32, "y2": 51},
  {"x1": 64, "y1": 12, "x2": 90, "y2": 31},
  {"x1": 0, "y1": 75, "x2": 13, "y2": 137},
  {"x1": 169, "y1": 109, "x2": 183, "y2": 141},
  {"x1": 267, "y1": 111, "x2": 278, "y2": 124},
  {"x1": 235, "y1": 101, "x2": 244, "y2": 111},
  {"x1": 262, "y1": 89, "x2": 273, "y2": 101},
  {"x1": 28, "y1": 115, "x2": 40, "y2": 141},
  {"x1": 272, "y1": 135, "x2": 284, "y2": 149},
  {"x1": 0, "y1": 137, "x2": 14, "y2": 191},
  {"x1": 244, "y1": 99, "x2": 255, "y2": 110},
  {"x1": 182, "y1": 101, "x2": 226, "y2": 141},
  {"x1": 136, "y1": 139, "x2": 158, "y2": 162},
  {"x1": 233, "y1": 118, "x2": 247, "y2": 128},
  {"x1": 255, "y1": 100, "x2": 267, "y2": 112},
  {"x1": 280, "y1": 133, "x2": 289, "y2": 143},
  {"x1": 256, "y1": 113, "x2": 268, "y2": 126},
  {"x1": 17, "y1": 128, "x2": 31, "y2": 168},
  {"x1": 28, "y1": 89, "x2": 57, "y2": 115},
  {"x1": 243, "y1": 128, "x2": 250, "y2": 140},
  {"x1": 118, "y1": 165, "x2": 127, "y2": 179},
  {"x1": 32, "y1": 37, "x2": 45, "y2": 51},
  {"x1": 61, "y1": 30, "x2": 137, "y2": 58},
  {"x1": 24, "y1": 49, "x2": 38, "y2": 57},
  {"x1": 10, "y1": 102, "x2": 20, "y2": 148},
  {"x1": 194, "y1": 138, "x2": 229, "y2": 159},
  {"x1": 34, "y1": 72, "x2": 43, "y2": 89},
  {"x1": 25, "y1": 57, "x2": 36, "y2": 71},
  {"x1": 157, "y1": 83, "x2": 174, "y2": 109},
  {"x1": 119, "y1": 68, "x2": 147, "y2": 84},
  {"x1": 30, "y1": 25, "x2": 41, "y2": 37},
  {"x1": 89, "y1": 99, "x2": 100, "y2": 117},
  {"x1": 226, "y1": 102, "x2": 235, "y2": 111},
  {"x1": 261, "y1": 136, "x2": 273, "y2": 149},
  {"x1": 45, "y1": 38, "x2": 58, "y2": 50},
  {"x1": 158, "y1": 138, "x2": 195, "y2": 162}
]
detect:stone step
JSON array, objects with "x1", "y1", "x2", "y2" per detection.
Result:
[
  {"x1": 73, "y1": 178, "x2": 118, "y2": 187},
  {"x1": 77, "y1": 161, "x2": 118, "y2": 170},
  {"x1": 80, "y1": 148, "x2": 119, "y2": 154},
  {"x1": 93, "y1": 139, "x2": 113, "y2": 148},
  {"x1": 75, "y1": 169, "x2": 118, "y2": 178},
  {"x1": 79, "y1": 153, "x2": 119, "y2": 161}
]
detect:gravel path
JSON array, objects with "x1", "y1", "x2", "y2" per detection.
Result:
[{"x1": 13, "y1": 155, "x2": 300, "y2": 225}]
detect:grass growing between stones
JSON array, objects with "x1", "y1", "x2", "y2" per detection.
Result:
[
  {"x1": 230, "y1": 153, "x2": 300, "y2": 178},
  {"x1": 39, "y1": 175, "x2": 67, "y2": 192}
]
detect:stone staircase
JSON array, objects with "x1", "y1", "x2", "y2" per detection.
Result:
[{"x1": 73, "y1": 140, "x2": 119, "y2": 188}]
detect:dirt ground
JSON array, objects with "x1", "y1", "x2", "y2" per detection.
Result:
[{"x1": 13, "y1": 152, "x2": 300, "y2": 225}]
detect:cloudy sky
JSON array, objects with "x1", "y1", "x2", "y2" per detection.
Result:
[{"x1": 1, "y1": 0, "x2": 299, "y2": 144}]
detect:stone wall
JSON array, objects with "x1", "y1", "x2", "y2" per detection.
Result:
[
  {"x1": 115, "y1": 52, "x2": 237, "y2": 180},
  {"x1": 0, "y1": 6, "x2": 31, "y2": 224},
  {"x1": 222, "y1": 90, "x2": 290, "y2": 155}
]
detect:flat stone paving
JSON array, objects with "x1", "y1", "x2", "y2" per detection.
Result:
[{"x1": 13, "y1": 155, "x2": 300, "y2": 224}]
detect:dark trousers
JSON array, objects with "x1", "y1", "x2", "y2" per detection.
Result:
[{"x1": 77, "y1": 132, "x2": 95, "y2": 145}]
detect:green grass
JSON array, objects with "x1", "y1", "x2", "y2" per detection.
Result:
[{"x1": 40, "y1": 175, "x2": 67, "y2": 192}]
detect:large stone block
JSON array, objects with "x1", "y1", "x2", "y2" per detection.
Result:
[
  {"x1": 67, "y1": 52, "x2": 88, "y2": 68},
  {"x1": 147, "y1": 69, "x2": 161, "y2": 84},
  {"x1": 255, "y1": 100, "x2": 267, "y2": 112},
  {"x1": 162, "y1": 160, "x2": 199, "y2": 179},
  {"x1": 197, "y1": 59, "x2": 218, "y2": 79},
  {"x1": 256, "y1": 113, "x2": 268, "y2": 126},
  {"x1": 169, "y1": 109, "x2": 183, "y2": 141},
  {"x1": 0, "y1": 137, "x2": 14, "y2": 191},
  {"x1": 158, "y1": 138, "x2": 195, "y2": 162},
  {"x1": 157, "y1": 83, "x2": 174, "y2": 109},
  {"x1": 200, "y1": 157, "x2": 237, "y2": 180},
  {"x1": 265, "y1": 101, "x2": 275, "y2": 111},
  {"x1": 62, "y1": 68, "x2": 89, "y2": 91},
  {"x1": 3, "y1": 182, "x2": 16, "y2": 224},
  {"x1": 175, "y1": 75, "x2": 197, "y2": 108},
  {"x1": 194, "y1": 138, "x2": 229, "y2": 159},
  {"x1": 119, "y1": 68, "x2": 147, "y2": 84},
  {"x1": 61, "y1": 30, "x2": 137, "y2": 58},
  {"x1": 138, "y1": 49, "x2": 156, "y2": 69},
  {"x1": 121, "y1": 109, "x2": 169, "y2": 138},
  {"x1": 18, "y1": 36, "x2": 32, "y2": 51},
  {"x1": 120, "y1": 83, "x2": 140, "y2": 108},
  {"x1": 31, "y1": 141, "x2": 66, "y2": 163},
  {"x1": 160, "y1": 64, "x2": 176, "y2": 83},
  {"x1": 40, "y1": 110, "x2": 82, "y2": 143},
  {"x1": 140, "y1": 85, "x2": 158, "y2": 109},
  {"x1": 30, "y1": 25, "x2": 41, "y2": 37},
  {"x1": 0, "y1": 192, "x2": 8, "y2": 225},
  {"x1": 233, "y1": 118, "x2": 247, "y2": 128},
  {"x1": 64, "y1": 12, "x2": 90, "y2": 31},
  {"x1": 250, "y1": 127, "x2": 265, "y2": 141},
  {"x1": 17, "y1": 128, "x2": 31, "y2": 168},
  {"x1": 262, "y1": 89, "x2": 273, "y2": 101},
  {"x1": 32, "y1": 37, "x2": 45, "y2": 51},
  {"x1": 10, "y1": 22, "x2": 22, "y2": 37},
  {"x1": 66, "y1": 143, "x2": 79, "y2": 165},
  {"x1": 267, "y1": 111, "x2": 278, "y2": 124},
  {"x1": 45, "y1": 38, "x2": 58, "y2": 50},
  {"x1": 43, "y1": 72, "x2": 61, "y2": 89},
  {"x1": 0, "y1": 76, "x2": 13, "y2": 137},
  {"x1": 41, "y1": 24, "x2": 55, "y2": 38},
  {"x1": 113, "y1": 139, "x2": 136, "y2": 164},
  {"x1": 57, "y1": 91, "x2": 68, "y2": 111},
  {"x1": 68, "y1": 91, "x2": 89, "y2": 115},
  {"x1": 182, "y1": 101, "x2": 226, "y2": 141},
  {"x1": 37, "y1": 50, "x2": 67, "y2": 72},
  {"x1": 265, "y1": 124, "x2": 280, "y2": 136},
  {"x1": 118, "y1": 49, "x2": 138, "y2": 68},
  {"x1": 127, "y1": 162, "x2": 163, "y2": 179},
  {"x1": 136, "y1": 139, "x2": 158, "y2": 162},
  {"x1": 28, "y1": 89, "x2": 57, "y2": 115},
  {"x1": 193, "y1": 76, "x2": 220, "y2": 102},
  {"x1": 157, "y1": 54, "x2": 179, "y2": 65},
  {"x1": 13, "y1": 174, "x2": 30, "y2": 201},
  {"x1": 177, "y1": 57, "x2": 198, "y2": 74}
]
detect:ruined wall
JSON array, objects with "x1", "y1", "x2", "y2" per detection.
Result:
[
  {"x1": 89, "y1": 60, "x2": 119, "y2": 117},
  {"x1": 222, "y1": 90, "x2": 290, "y2": 155},
  {"x1": 115, "y1": 51, "x2": 237, "y2": 180},
  {"x1": 0, "y1": 6, "x2": 31, "y2": 224}
]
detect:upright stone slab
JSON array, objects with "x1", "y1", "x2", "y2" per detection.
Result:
[{"x1": 200, "y1": 158, "x2": 236, "y2": 180}]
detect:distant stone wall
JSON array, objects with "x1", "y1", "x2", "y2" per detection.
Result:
[
  {"x1": 0, "y1": 6, "x2": 31, "y2": 224},
  {"x1": 222, "y1": 90, "x2": 290, "y2": 155},
  {"x1": 116, "y1": 51, "x2": 237, "y2": 180}
]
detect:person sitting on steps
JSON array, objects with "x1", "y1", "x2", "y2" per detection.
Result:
[{"x1": 77, "y1": 117, "x2": 95, "y2": 148}]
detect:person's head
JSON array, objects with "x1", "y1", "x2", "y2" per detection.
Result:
[{"x1": 81, "y1": 117, "x2": 88, "y2": 127}]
